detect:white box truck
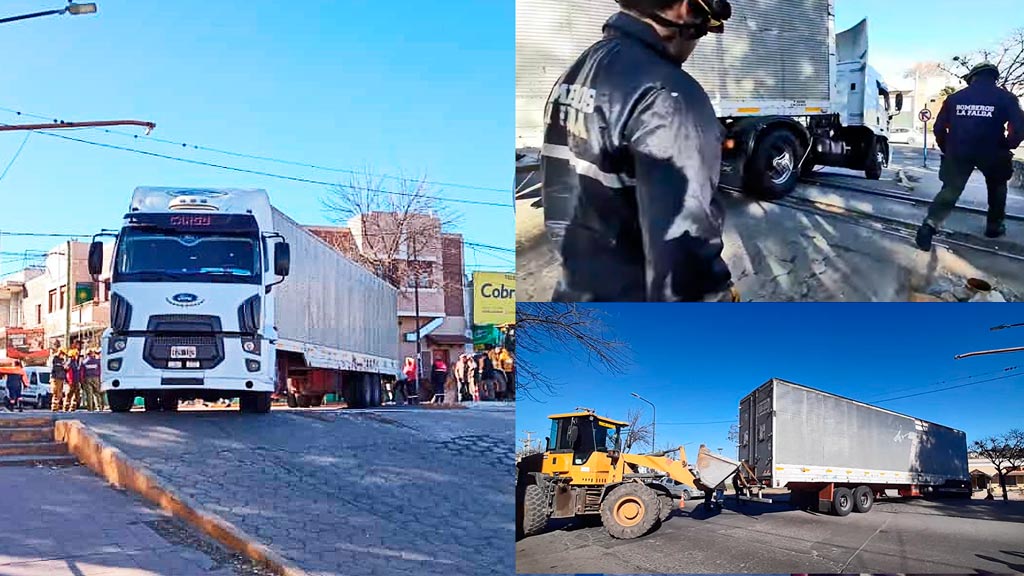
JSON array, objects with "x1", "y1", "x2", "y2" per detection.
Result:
[
  {"x1": 738, "y1": 379, "x2": 971, "y2": 516},
  {"x1": 88, "y1": 187, "x2": 398, "y2": 413},
  {"x1": 516, "y1": 0, "x2": 903, "y2": 206}
]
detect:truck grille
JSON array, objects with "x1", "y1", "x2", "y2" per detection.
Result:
[{"x1": 143, "y1": 315, "x2": 225, "y2": 370}]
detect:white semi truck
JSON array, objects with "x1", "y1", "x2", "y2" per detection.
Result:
[
  {"x1": 88, "y1": 187, "x2": 398, "y2": 413},
  {"x1": 516, "y1": 0, "x2": 903, "y2": 201}
]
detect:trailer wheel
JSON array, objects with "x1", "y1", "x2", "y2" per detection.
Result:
[
  {"x1": 601, "y1": 483, "x2": 660, "y2": 539},
  {"x1": 143, "y1": 394, "x2": 161, "y2": 412},
  {"x1": 297, "y1": 394, "x2": 312, "y2": 408},
  {"x1": 833, "y1": 487, "x2": 854, "y2": 516},
  {"x1": 853, "y1": 486, "x2": 874, "y2": 513},
  {"x1": 286, "y1": 392, "x2": 298, "y2": 408},
  {"x1": 745, "y1": 129, "x2": 802, "y2": 199},
  {"x1": 368, "y1": 375, "x2": 382, "y2": 407},
  {"x1": 310, "y1": 394, "x2": 324, "y2": 407},
  {"x1": 864, "y1": 139, "x2": 884, "y2": 180},
  {"x1": 522, "y1": 484, "x2": 550, "y2": 537},
  {"x1": 108, "y1": 390, "x2": 133, "y2": 413}
]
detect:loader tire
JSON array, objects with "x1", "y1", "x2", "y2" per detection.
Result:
[
  {"x1": 657, "y1": 493, "x2": 674, "y2": 523},
  {"x1": 601, "y1": 483, "x2": 660, "y2": 539},
  {"x1": 522, "y1": 484, "x2": 549, "y2": 537},
  {"x1": 853, "y1": 485, "x2": 874, "y2": 513}
]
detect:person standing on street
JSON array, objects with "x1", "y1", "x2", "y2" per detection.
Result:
[
  {"x1": 82, "y1": 349, "x2": 105, "y2": 412},
  {"x1": 63, "y1": 350, "x2": 82, "y2": 412},
  {"x1": 399, "y1": 357, "x2": 417, "y2": 406},
  {"x1": 4, "y1": 362, "x2": 25, "y2": 412},
  {"x1": 916, "y1": 62, "x2": 1024, "y2": 250},
  {"x1": 50, "y1": 349, "x2": 67, "y2": 412},
  {"x1": 541, "y1": 0, "x2": 737, "y2": 302}
]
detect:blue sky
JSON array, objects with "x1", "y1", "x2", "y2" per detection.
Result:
[
  {"x1": 517, "y1": 304, "x2": 1024, "y2": 456},
  {"x1": 835, "y1": 0, "x2": 1024, "y2": 87},
  {"x1": 0, "y1": 0, "x2": 512, "y2": 275}
]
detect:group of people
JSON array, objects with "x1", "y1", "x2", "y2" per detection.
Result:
[
  {"x1": 389, "y1": 345, "x2": 515, "y2": 405},
  {"x1": 49, "y1": 347, "x2": 105, "y2": 412}
]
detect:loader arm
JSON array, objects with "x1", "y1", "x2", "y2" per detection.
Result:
[{"x1": 619, "y1": 446, "x2": 699, "y2": 486}]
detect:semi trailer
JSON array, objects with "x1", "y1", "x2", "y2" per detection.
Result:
[
  {"x1": 738, "y1": 378, "x2": 971, "y2": 516},
  {"x1": 516, "y1": 0, "x2": 904, "y2": 224},
  {"x1": 88, "y1": 187, "x2": 398, "y2": 413}
]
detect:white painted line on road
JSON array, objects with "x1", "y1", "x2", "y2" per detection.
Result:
[{"x1": 840, "y1": 515, "x2": 891, "y2": 572}]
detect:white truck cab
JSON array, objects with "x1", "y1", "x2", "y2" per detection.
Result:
[{"x1": 89, "y1": 187, "x2": 290, "y2": 413}]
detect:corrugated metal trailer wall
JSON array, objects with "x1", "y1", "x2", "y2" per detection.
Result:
[
  {"x1": 515, "y1": 0, "x2": 833, "y2": 148},
  {"x1": 739, "y1": 379, "x2": 968, "y2": 486},
  {"x1": 271, "y1": 208, "x2": 398, "y2": 362}
]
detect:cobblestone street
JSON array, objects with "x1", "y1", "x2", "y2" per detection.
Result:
[{"x1": 68, "y1": 407, "x2": 514, "y2": 576}]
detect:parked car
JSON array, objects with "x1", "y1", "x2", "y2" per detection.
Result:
[
  {"x1": 20, "y1": 366, "x2": 51, "y2": 409},
  {"x1": 889, "y1": 127, "x2": 920, "y2": 146},
  {"x1": 649, "y1": 478, "x2": 704, "y2": 501}
]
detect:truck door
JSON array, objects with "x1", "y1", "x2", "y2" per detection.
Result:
[{"x1": 743, "y1": 381, "x2": 775, "y2": 479}]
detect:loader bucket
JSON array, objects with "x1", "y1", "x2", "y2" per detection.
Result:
[{"x1": 694, "y1": 446, "x2": 741, "y2": 488}]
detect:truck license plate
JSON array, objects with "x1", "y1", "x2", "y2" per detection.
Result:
[{"x1": 170, "y1": 346, "x2": 197, "y2": 359}]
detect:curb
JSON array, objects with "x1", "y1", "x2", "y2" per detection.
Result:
[{"x1": 55, "y1": 420, "x2": 309, "y2": 576}]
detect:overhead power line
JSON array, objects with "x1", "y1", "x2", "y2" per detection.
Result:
[
  {"x1": 864, "y1": 366, "x2": 1020, "y2": 402},
  {"x1": 872, "y1": 371, "x2": 1024, "y2": 404},
  {"x1": 0, "y1": 105, "x2": 508, "y2": 195},
  {"x1": 0, "y1": 132, "x2": 30, "y2": 182},
  {"x1": 26, "y1": 130, "x2": 513, "y2": 209},
  {"x1": 659, "y1": 419, "x2": 735, "y2": 426}
]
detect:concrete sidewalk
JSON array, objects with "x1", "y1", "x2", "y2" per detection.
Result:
[{"x1": 0, "y1": 466, "x2": 269, "y2": 576}]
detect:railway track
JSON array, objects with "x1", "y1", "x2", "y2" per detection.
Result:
[{"x1": 722, "y1": 185, "x2": 1024, "y2": 264}]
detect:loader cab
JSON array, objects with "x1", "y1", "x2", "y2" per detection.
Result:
[{"x1": 546, "y1": 411, "x2": 626, "y2": 469}]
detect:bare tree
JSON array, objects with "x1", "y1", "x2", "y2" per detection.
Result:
[
  {"x1": 319, "y1": 167, "x2": 460, "y2": 289},
  {"x1": 515, "y1": 303, "x2": 630, "y2": 400},
  {"x1": 941, "y1": 28, "x2": 1024, "y2": 96},
  {"x1": 727, "y1": 423, "x2": 740, "y2": 447},
  {"x1": 971, "y1": 429, "x2": 1024, "y2": 501},
  {"x1": 623, "y1": 407, "x2": 654, "y2": 453}
]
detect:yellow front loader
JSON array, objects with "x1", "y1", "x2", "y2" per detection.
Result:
[{"x1": 516, "y1": 409, "x2": 754, "y2": 539}]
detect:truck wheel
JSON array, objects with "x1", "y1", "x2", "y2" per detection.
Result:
[
  {"x1": 252, "y1": 392, "x2": 272, "y2": 413},
  {"x1": 368, "y1": 375, "x2": 382, "y2": 407},
  {"x1": 601, "y1": 483, "x2": 660, "y2": 539},
  {"x1": 286, "y1": 392, "x2": 298, "y2": 408},
  {"x1": 297, "y1": 394, "x2": 311, "y2": 408},
  {"x1": 310, "y1": 394, "x2": 324, "y2": 407},
  {"x1": 522, "y1": 484, "x2": 550, "y2": 537},
  {"x1": 864, "y1": 139, "x2": 884, "y2": 180},
  {"x1": 853, "y1": 486, "x2": 874, "y2": 513},
  {"x1": 159, "y1": 393, "x2": 178, "y2": 412},
  {"x1": 833, "y1": 487, "x2": 854, "y2": 516},
  {"x1": 745, "y1": 129, "x2": 802, "y2": 199},
  {"x1": 143, "y1": 395, "x2": 160, "y2": 412},
  {"x1": 108, "y1": 391, "x2": 133, "y2": 413}
]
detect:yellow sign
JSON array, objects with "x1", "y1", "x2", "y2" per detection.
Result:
[{"x1": 473, "y1": 272, "x2": 516, "y2": 325}]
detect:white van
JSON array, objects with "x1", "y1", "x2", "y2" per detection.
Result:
[{"x1": 20, "y1": 366, "x2": 52, "y2": 409}]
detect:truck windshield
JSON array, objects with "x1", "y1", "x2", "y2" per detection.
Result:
[{"x1": 113, "y1": 229, "x2": 261, "y2": 284}]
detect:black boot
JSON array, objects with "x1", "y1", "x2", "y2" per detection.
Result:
[
  {"x1": 985, "y1": 222, "x2": 1006, "y2": 238},
  {"x1": 916, "y1": 223, "x2": 936, "y2": 251}
]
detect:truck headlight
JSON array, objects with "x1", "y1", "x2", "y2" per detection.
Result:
[
  {"x1": 245, "y1": 359, "x2": 260, "y2": 372},
  {"x1": 241, "y1": 336, "x2": 260, "y2": 355},
  {"x1": 107, "y1": 358, "x2": 122, "y2": 371},
  {"x1": 108, "y1": 336, "x2": 128, "y2": 354}
]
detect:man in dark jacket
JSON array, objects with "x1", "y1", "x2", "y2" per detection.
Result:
[
  {"x1": 917, "y1": 62, "x2": 1024, "y2": 250},
  {"x1": 50, "y1": 349, "x2": 67, "y2": 412},
  {"x1": 541, "y1": 0, "x2": 737, "y2": 302}
]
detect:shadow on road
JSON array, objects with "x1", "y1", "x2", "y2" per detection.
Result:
[{"x1": 975, "y1": 551, "x2": 1024, "y2": 573}]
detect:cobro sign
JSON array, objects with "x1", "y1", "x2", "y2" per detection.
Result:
[{"x1": 473, "y1": 272, "x2": 516, "y2": 325}]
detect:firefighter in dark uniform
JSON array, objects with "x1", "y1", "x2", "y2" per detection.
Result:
[
  {"x1": 916, "y1": 62, "x2": 1024, "y2": 251},
  {"x1": 541, "y1": 0, "x2": 737, "y2": 302}
]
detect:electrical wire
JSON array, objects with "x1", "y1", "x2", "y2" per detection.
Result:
[
  {"x1": 0, "y1": 105, "x2": 509, "y2": 195},
  {"x1": 658, "y1": 419, "x2": 736, "y2": 426},
  {"x1": 863, "y1": 366, "x2": 1019, "y2": 402},
  {"x1": 25, "y1": 130, "x2": 513, "y2": 209},
  {"x1": 0, "y1": 132, "x2": 30, "y2": 182},
  {"x1": 872, "y1": 371, "x2": 1024, "y2": 404}
]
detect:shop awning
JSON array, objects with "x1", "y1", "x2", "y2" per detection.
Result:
[
  {"x1": 970, "y1": 469, "x2": 993, "y2": 478},
  {"x1": 428, "y1": 334, "x2": 471, "y2": 346}
]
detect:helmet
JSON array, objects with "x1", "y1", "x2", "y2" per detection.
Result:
[{"x1": 965, "y1": 62, "x2": 1000, "y2": 83}]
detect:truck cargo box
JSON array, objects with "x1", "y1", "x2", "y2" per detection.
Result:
[
  {"x1": 516, "y1": 0, "x2": 835, "y2": 148},
  {"x1": 271, "y1": 209, "x2": 399, "y2": 374},
  {"x1": 738, "y1": 379, "x2": 969, "y2": 488}
]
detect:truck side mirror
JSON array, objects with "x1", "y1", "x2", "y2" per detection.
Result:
[
  {"x1": 545, "y1": 436, "x2": 550, "y2": 451},
  {"x1": 895, "y1": 93, "x2": 904, "y2": 114},
  {"x1": 87, "y1": 241, "x2": 104, "y2": 277},
  {"x1": 274, "y1": 242, "x2": 290, "y2": 277}
]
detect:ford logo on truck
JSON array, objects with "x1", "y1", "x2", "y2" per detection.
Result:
[{"x1": 168, "y1": 293, "x2": 203, "y2": 307}]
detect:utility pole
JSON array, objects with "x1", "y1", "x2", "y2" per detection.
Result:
[
  {"x1": 64, "y1": 240, "x2": 72, "y2": 349},
  {"x1": 630, "y1": 392, "x2": 656, "y2": 452},
  {"x1": 411, "y1": 235, "x2": 422, "y2": 404},
  {"x1": 521, "y1": 431, "x2": 535, "y2": 454}
]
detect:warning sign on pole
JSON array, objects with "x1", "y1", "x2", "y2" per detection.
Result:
[{"x1": 919, "y1": 109, "x2": 933, "y2": 123}]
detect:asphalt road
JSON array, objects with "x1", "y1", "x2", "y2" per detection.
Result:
[
  {"x1": 516, "y1": 494, "x2": 1024, "y2": 574},
  {"x1": 59, "y1": 405, "x2": 514, "y2": 576}
]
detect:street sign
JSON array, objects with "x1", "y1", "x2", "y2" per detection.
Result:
[
  {"x1": 74, "y1": 282, "x2": 93, "y2": 305},
  {"x1": 919, "y1": 109, "x2": 933, "y2": 123}
]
